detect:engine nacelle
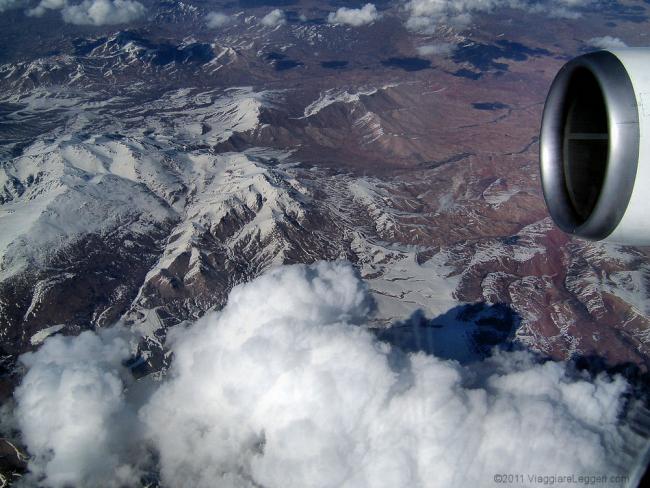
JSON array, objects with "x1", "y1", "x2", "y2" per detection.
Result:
[{"x1": 540, "y1": 48, "x2": 650, "y2": 245}]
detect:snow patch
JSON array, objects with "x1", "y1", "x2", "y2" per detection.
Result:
[
  {"x1": 301, "y1": 85, "x2": 397, "y2": 118},
  {"x1": 29, "y1": 324, "x2": 66, "y2": 346}
]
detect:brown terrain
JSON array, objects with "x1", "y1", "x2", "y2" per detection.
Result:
[{"x1": 0, "y1": 1, "x2": 649, "y2": 387}]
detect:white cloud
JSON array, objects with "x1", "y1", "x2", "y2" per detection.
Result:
[
  {"x1": 417, "y1": 42, "x2": 457, "y2": 56},
  {"x1": 12, "y1": 261, "x2": 647, "y2": 487},
  {"x1": 61, "y1": 0, "x2": 145, "y2": 25},
  {"x1": 206, "y1": 11, "x2": 233, "y2": 28},
  {"x1": 327, "y1": 3, "x2": 380, "y2": 27},
  {"x1": 260, "y1": 8, "x2": 286, "y2": 27},
  {"x1": 0, "y1": 0, "x2": 26, "y2": 13},
  {"x1": 405, "y1": 0, "x2": 594, "y2": 33},
  {"x1": 26, "y1": 0, "x2": 65, "y2": 17},
  {"x1": 26, "y1": 0, "x2": 145, "y2": 24},
  {"x1": 14, "y1": 328, "x2": 143, "y2": 487},
  {"x1": 405, "y1": 0, "x2": 484, "y2": 32},
  {"x1": 588, "y1": 35, "x2": 628, "y2": 50}
]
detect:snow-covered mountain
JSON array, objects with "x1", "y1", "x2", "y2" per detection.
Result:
[
  {"x1": 1, "y1": 9, "x2": 650, "y2": 386},
  {"x1": 2, "y1": 2, "x2": 650, "y2": 483}
]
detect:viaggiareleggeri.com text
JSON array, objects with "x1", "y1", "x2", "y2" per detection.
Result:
[{"x1": 493, "y1": 473, "x2": 629, "y2": 486}]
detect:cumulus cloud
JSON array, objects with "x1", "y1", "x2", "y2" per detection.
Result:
[
  {"x1": 588, "y1": 35, "x2": 628, "y2": 50},
  {"x1": 61, "y1": 0, "x2": 145, "y2": 25},
  {"x1": 417, "y1": 42, "x2": 457, "y2": 56},
  {"x1": 12, "y1": 262, "x2": 647, "y2": 487},
  {"x1": 26, "y1": 0, "x2": 145, "y2": 25},
  {"x1": 405, "y1": 0, "x2": 594, "y2": 33},
  {"x1": 14, "y1": 328, "x2": 143, "y2": 487},
  {"x1": 26, "y1": 0, "x2": 65, "y2": 17},
  {"x1": 206, "y1": 11, "x2": 233, "y2": 28},
  {"x1": 260, "y1": 8, "x2": 286, "y2": 27},
  {"x1": 327, "y1": 3, "x2": 380, "y2": 27},
  {"x1": 0, "y1": 0, "x2": 26, "y2": 13}
]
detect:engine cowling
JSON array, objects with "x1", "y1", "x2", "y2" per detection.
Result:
[{"x1": 540, "y1": 48, "x2": 650, "y2": 245}]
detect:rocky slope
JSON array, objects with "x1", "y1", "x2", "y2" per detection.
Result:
[{"x1": 1, "y1": 5, "x2": 649, "y2": 381}]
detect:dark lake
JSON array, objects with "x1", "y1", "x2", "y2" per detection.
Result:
[
  {"x1": 452, "y1": 69, "x2": 482, "y2": 80},
  {"x1": 275, "y1": 59, "x2": 304, "y2": 71},
  {"x1": 452, "y1": 39, "x2": 550, "y2": 73},
  {"x1": 472, "y1": 102, "x2": 510, "y2": 110},
  {"x1": 321, "y1": 60, "x2": 348, "y2": 69}
]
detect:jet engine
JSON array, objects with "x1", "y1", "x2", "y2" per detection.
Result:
[{"x1": 540, "y1": 48, "x2": 650, "y2": 245}]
